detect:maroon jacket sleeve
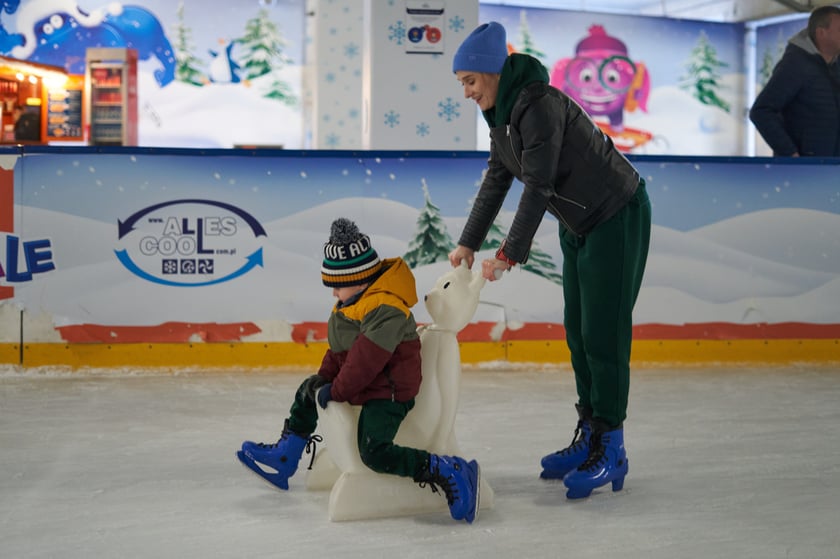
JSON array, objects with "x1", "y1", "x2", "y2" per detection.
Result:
[
  {"x1": 330, "y1": 334, "x2": 394, "y2": 403},
  {"x1": 316, "y1": 348, "x2": 341, "y2": 382}
]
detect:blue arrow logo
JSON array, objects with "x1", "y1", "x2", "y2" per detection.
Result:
[
  {"x1": 115, "y1": 248, "x2": 263, "y2": 287},
  {"x1": 118, "y1": 199, "x2": 266, "y2": 239}
]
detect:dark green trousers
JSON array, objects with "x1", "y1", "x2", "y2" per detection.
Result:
[
  {"x1": 559, "y1": 180, "x2": 651, "y2": 427},
  {"x1": 288, "y1": 383, "x2": 428, "y2": 479}
]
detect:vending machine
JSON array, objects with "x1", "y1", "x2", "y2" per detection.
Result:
[{"x1": 84, "y1": 48, "x2": 137, "y2": 146}]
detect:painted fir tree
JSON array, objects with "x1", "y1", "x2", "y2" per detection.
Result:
[
  {"x1": 520, "y1": 243, "x2": 563, "y2": 285},
  {"x1": 403, "y1": 179, "x2": 455, "y2": 268},
  {"x1": 263, "y1": 75, "x2": 297, "y2": 105},
  {"x1": 759, "y1": 29, "x2": 787, "y2": 88},
  {"x1": 517, "y1": 10, "x2": 546, "y2": 63},
  {"x1": 237, "y1": 8, "x2": 296, "y2": 105},
  {"x1": 483, "y1": 223, "x2": 563, "y2": 284},
  {"x1": 479, "y1": 216, "x2": 506, "y2": 251},
  {"x1": 480, "y1": 221, "x2": 562, "y2": 284},
  {"x1": 173, "y1": 2, "x2": 205, "y2": 86},
  {"x1": 680, "y1": 30, "x2": 731, "y2": 113},
  {"x1": 758, "y1": 48, "x2": 776, "y2": 89}
]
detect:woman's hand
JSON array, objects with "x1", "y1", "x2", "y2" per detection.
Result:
[
  {"x1": 482, "y1": 258, "x2": 509, "y2": 281},
  {"x1": 448, "y1": 245, "x2": 475, "y2": 269}
]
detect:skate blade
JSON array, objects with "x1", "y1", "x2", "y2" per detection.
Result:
[
  {"x1": 236, "y1": 450, "x2": 290, "y2": 491},
  {"x1": 538, "y1": 469, "x2": 566, "y2": 480},
  {"x1": 466, "y1": 460, "x2": 480, "y2": 524}
]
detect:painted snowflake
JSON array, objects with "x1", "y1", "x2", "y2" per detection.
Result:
[
  {"x1": 344, "y1": 43, "x2": 359, "y2": 58},
  {"x1": 437, "y1": 97, "x2": 460, "y2": 121},
  {"x1": 384, "y1": 110, "x2": 400, "y2": 128},
  {"x1": 449, "y1": 15, "x2": 465, "y2": 32},
  {"x1": 388, "y1": 21, "x2": 406, "y2": 45}
]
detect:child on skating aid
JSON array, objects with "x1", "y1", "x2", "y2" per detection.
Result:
[{"x1": 237, "y1": 217, "x2": 480, "y2": 523}]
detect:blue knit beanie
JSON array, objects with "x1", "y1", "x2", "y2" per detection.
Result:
[{"x1": 452, "y1": 22, "x2": 508, "y2": 74}]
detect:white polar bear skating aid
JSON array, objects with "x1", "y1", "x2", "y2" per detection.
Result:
[{"x1": 306, "y1": 261, "x2": 495, "y2": 521}]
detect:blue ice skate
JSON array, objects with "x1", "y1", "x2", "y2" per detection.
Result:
[
  {"x1": 540, "y1": 404, "x2": 592, "y2": 479},
  {"x1": 237, "y1": 419, "x2": 321, "y2": 490},
  {"x1": 563, "y1": 423, "x2": 627, "y2": 499},
  {"x1": 416, "y1": 454, "x2": 480, "y2": 523}
]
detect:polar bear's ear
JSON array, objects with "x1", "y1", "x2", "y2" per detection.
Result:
[
  {"x1": 455, "y1": 260, "x2": 472, "y2": 281},
  {"x1": 470, "y1": 268, "x2": 486, "y2": 290},
  {"x1": 459, "y1": 258, "x2": 469, "y2": 268}
]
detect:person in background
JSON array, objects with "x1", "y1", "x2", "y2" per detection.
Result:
[
  {"x1": 447, "y1": 22, "x2": 651, "y2": 499},
  {"x1": 237, "y1": 217, "x2": 480, "y2": 523},
  {"x1": 13, "y1": 105, "x2": 40, "y2": 142},
  {"x1": 750, "y1": 5, "x2": 840, "y2": 156}
]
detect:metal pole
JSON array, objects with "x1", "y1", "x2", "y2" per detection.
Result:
[{"x1": 744, "y1": 22, "x2": 758, "y2": 156}]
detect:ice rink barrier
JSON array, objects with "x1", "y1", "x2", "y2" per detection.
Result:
[{"x1": 1, "y1": 146, "x2": 838, "y2": 368}]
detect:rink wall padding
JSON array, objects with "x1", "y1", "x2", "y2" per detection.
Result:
[
  {"x1": 11, "y1": 342, "x2": 330, "y2": 369},
  {"x1": 2, "y1": 338, "x2": 838, "y2": 368},
  {"x1": 2, "y1": 146, "x2": 839, "y2": 369}
]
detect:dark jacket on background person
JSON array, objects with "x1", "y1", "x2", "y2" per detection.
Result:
[
  {"x1": 750, "y1": 28, "x2": 840, "y2": 156},
  {"x1": 14, "y1": 110, "x2": 40, "y2": 141},
  {"x1": 458, "y1": 54, "x2": 640, "y2": 264}
]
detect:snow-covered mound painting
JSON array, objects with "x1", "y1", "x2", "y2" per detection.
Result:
[{"x1": 1, "y1": 151, "x2": 838, "y2": 344}]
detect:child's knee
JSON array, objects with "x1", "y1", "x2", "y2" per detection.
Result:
[
  {"x1": 359, "y1": 445, "x2": 380, "y2": 471},
  {"x1": 359, "y1": 442, "x2": 391, "y2": 473}
]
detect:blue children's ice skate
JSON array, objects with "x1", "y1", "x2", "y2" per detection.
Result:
[
  {"x1": 415, "y1": 454, "x2": 480, "y2": 523},
  {"x1": 237, "y1": 419, "x2": 321, "y2": 490}
]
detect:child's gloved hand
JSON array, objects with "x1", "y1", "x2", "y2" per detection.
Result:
[
  {"x1": 302, "y1": 374, "x2": 328, "y2": 401},
  {"x1": 317, "y1": 384, "x2": 333, "y2": 409}
]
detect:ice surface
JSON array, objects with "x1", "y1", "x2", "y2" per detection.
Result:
[{"x1": 1, "y1": 364, "x2": 839, "y2": 558}]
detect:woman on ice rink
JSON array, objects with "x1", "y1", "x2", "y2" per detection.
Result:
[{"x1": 447, "y1": 22, "x2": 651, "y2": 499}]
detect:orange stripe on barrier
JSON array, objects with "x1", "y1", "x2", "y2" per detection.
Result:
[
  {"x1": 45, "y1": 321, "x2": 840, "y2": 345},
  {"x1": 56, "y1": 321, "x2": 262, "y2": 343},
  {"x1": 2, "y1": 339, "x2": 837, "y2": 369}
]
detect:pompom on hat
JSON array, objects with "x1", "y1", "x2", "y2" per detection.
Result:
[
  {"x1": 576, "y1": 25, "x2": 627, "y2": 55},
  {"x1": 321, "y1": 218, "x2": 382, "y2": 288},
  {"x1": 452, "y1": 22, "x2": 508, "y2": 74}
]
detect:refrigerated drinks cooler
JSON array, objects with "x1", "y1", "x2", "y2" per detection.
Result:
[{"x1": 84, "y1": 48, "x2": 137, "y2": 146}]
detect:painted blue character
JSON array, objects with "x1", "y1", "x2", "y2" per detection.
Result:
[
  {"x1": 1, "y1": 0, "x2": 20, "y2": 16},
  {"x1": 0, "y1": 0, "x2": 23, "y2": 53},
  {"x1": 0, "y1": 2, "x2": 175, "y2": 87},
  {"x1": 208, "y1": 40, "x2": 241, "y2": 84}
]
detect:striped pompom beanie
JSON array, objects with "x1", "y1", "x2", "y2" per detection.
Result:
[{"x1": 321, "y1": 217, "x2": 382, "y2": 288}]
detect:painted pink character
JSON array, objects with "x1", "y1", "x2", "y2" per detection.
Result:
[{"x1": 550, "y1": 25, "x2": 650, "y2": 133}]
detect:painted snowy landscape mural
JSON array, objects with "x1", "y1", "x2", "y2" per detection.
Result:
[
  {"x1": 477, "y1": 6, "x2": 749, "y2": 155},
  {"x1": 0, "y1": 0, "x2": 804, "y2": 155},
  {"x1": 1, "y1": 151, "x2": 838, "y2": 345},
  {"x1": 0, "y1": 0, "x2": 305, "y2": 149}
]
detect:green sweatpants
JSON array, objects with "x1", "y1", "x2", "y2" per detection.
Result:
[
  {"x1": 288, "y1": 383, "x2": 429, "y2": 479},
  {"x1": 559, "y1": 180, "x2": 651, "y2": 428}
]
